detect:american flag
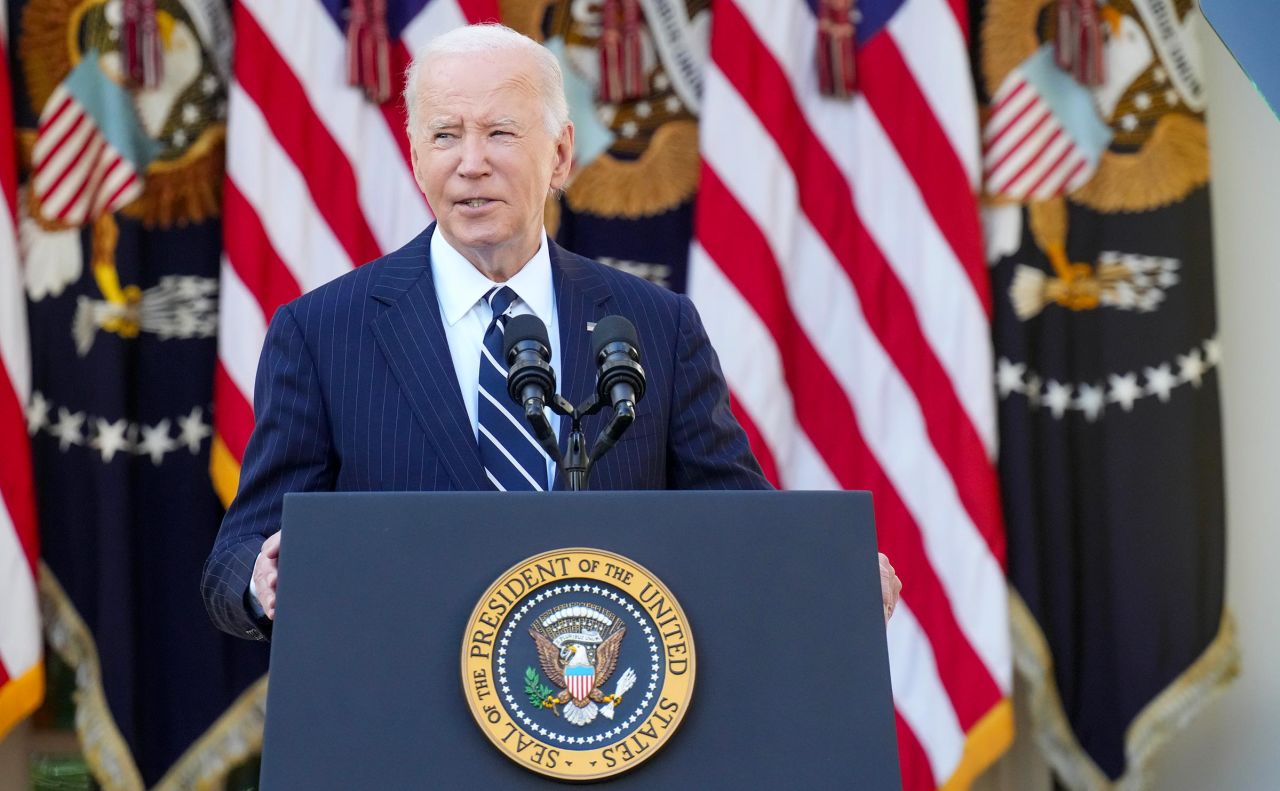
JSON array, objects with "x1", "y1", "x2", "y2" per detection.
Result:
[
  {"x1": 212, "y1": 0, "x2": 498, "y2": 503},
  {"x1": 687, "y1": 1, "x2": 1010, "y2": 788},
  {"x1": 0, "y1": 2, "x2": 45, "y2": 740}
]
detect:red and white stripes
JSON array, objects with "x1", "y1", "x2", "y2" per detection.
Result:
[
  {"x1": 689, "y1": 1, "x2": 1010, "y2": 787},
  {"x1": 0, "y1": 5, "x2": 45, "y2": 739},
  {"x1": 215, "y1": 4, "x2": 1012, "y2": 785},
  {"x1": 213, "y1": 0, "x2": 497, "y2": 502},
  {"x1": 984, "y1": 76, "x2": 1092, "y2": 200},
  {"x1": 29, "y1": 88, "x2": 143, "y2": 225}
]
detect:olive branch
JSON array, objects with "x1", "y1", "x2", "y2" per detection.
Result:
[{"x1": 524, "y1": 666, "x2": 556, "y2": 710}]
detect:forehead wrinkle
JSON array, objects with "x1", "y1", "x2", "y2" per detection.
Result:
[
  {"x1": 424, "y1": 114, "x2": 527, "y2": 132},
  {"x1": 427, "y1": 116, "x2": 460, "y2": 131},
  {"x1": 422, "y1": 66, "x2": 542, "y2": 109},
  {"x1": 497, "y1": 70, "x2": 540, "y2": 96}
]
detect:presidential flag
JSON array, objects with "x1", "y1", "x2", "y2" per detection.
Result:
[
  {"x1": 10, "y1": 0, "x2": 268, "y2": 785},
  {"x1": 0, "y1": 0, "x2": 44, "y2": 742},
  {"x1": 979, "y1": 0, "x2": 1236, "y2": 785},
  {"x1": 688, "y1": 1, "x2": 1010, "y2": 788}
]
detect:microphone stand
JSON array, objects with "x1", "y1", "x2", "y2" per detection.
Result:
[
  {"x1": 545, "y1": 393, "x2": 634, "y2": 491},
  {"x1": 514, "y1": 317, "x2": 642, "y2": 492}
]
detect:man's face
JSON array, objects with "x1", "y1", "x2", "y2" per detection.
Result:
[{"x1": 410, "y1": 49, "x2": 573, "y2": 274}]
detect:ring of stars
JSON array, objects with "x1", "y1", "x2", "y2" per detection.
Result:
[
  {"x1": 496, "y1": 583, "x2": 662, "y2": 747},
  {"x1": 996, "y1": 336, "x2": 1219, "y2": 422},
  {"x1": 27, "y1": 392, "x2": 214, "y2": 464}
]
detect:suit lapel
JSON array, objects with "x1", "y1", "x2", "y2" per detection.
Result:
[
  {"x1": 550, "y1": 242, "x2": 613, "y2": 491},
  {"x1": 369, "y1": 225, "x2": 488, "y2": 490}
]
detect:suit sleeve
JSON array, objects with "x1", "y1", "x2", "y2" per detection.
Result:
[
  {"x1": 201, "y1": 304, "x2": 338, "y2": 640},
  {"x1": 665, "y1": 295, "x2": 773, "y2": 490}
]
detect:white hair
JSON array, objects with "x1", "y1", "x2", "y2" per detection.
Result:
[{"x1": 403, "y1": 24, "x2": 569, "y2": 141}]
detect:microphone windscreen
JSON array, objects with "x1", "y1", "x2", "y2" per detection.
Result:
[
  {"x1": 591, "y1": 315, "x2": 640, "y2": 361},
  {"x1": 503, "y1": 313, "x2": 551, "y2": 361}
]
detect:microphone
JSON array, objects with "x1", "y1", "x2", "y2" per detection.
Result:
[
  {"x1": 503, "y1": 314, "x2": 560, "y2": 460},
  {"x1": 591, "y1": 315, "x2": 646, "y2": 417}
]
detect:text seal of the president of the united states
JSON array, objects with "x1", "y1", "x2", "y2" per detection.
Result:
[{"x1": 462, "y1": 548, "x2": 696, "y2": 780}]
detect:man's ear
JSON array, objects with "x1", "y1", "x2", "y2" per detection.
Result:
[{"x1": 549, "y1": 121, "x2": 575, "y2": 191}]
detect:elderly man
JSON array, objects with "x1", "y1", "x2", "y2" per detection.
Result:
[{"x1": 202, "y1": 24, "x2": 901, "y2": 642}]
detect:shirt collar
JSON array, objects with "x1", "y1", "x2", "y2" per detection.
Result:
[{"x1": 431, "y1": 229, "x2": 554, "y2": 327}]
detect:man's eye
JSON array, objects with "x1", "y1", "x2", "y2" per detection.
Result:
[{"x1": 434, "y1": 133, "x2": 454, "y2": 141}]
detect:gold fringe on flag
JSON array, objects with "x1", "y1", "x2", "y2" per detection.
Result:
[
  {"x1": 941, "y1": 698, "x2": 1014, "y2": 790},
  {"x1": 152, "y1": 677, "x2": 268, "y2": 791},
  {"x1": 40, "y1": 563, "x2": 270, "y2": 791},
  {"x1": 210, "y1": 434, "x2": 241, "y2": 510},
  {"x1": 0, "y1": 665, "x2": 45, "y2": 743},
  {"x1": 38, "y1": 564, "x2": 146, "y2": 791},
  {"x1": 1010, "y1": 591, "x2": 1240, "y2": 791}
]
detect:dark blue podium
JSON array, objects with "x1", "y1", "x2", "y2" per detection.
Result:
[{"x1": 259, "y1": 490, "x2": 900, "y2": 789}]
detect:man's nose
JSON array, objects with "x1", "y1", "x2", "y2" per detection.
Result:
[{"x1": 456, "y1": 134, "x2": 491, "y2": 177}]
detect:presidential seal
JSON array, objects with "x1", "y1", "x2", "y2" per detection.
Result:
[{"x1": 462, "y1": 548, "x2": 695, "y2": 781}]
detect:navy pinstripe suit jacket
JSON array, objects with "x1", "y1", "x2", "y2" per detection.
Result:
[{"x1": 202, "y1": 225, "x2": 769, "y2": 640}]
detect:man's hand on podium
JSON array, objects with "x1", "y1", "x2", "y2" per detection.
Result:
[
  {"x1": 879, "y1": 553, "x2": 901, "y2": 623},
  {"x1": 253, "y1": 532, "x2": 282, "y2": 620},
  {"x1": 246, "y1": 531, "x2": 897, "y2": 625}
]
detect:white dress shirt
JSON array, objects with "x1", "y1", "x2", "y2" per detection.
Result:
[
  {"x1": 430, "y1": 229, "x2": 562, "y2": 486},
  {"x1": 248, "y1": 233, "x2": 565, "y2": 617}
]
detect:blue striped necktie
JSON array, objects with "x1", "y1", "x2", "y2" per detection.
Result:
[{"x1": 477, "y1": 286, "x2": 549, "y2": 491}]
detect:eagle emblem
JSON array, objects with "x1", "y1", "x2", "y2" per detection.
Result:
[
  {"x1": 526, "y1": 603, "x2": 637, "y2": 727},
  {"x1": 463, "y1": 548, "x2": 696, "y2": 780}
]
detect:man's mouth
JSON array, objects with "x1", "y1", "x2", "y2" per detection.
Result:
[{"x1": 459, "y1": 198, "x2": 494, "y2": 208}]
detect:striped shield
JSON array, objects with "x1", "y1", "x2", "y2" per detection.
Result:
[
  {"x1": 983, "y1": 45, "x2": 1113, "y2": 201},
  {"x1": 31, "y1": 51, "x2": 158, "y2": 226},
  {"x1": 565, "y1": 665, "x2": 595, "y2": 702}
]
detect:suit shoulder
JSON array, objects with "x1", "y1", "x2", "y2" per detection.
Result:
[{"x1": 284, "y1": 238, "x2": 429, "y2": 323}]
